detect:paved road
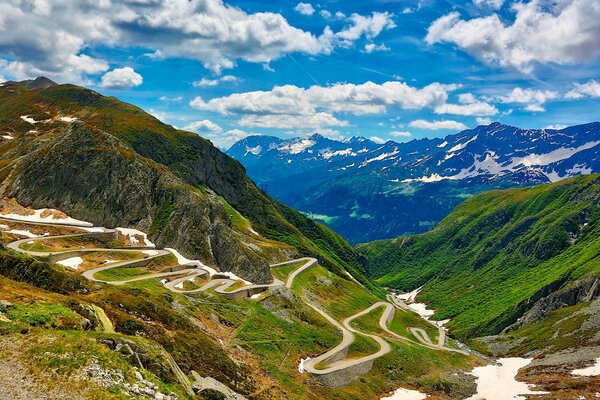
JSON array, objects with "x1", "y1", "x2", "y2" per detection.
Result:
[{"x1": 5, "y1": 219, "x2": 469, "y2": 387}]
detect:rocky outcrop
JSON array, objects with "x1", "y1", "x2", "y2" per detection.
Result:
[
  {"x1": 190, "y1": 371, "x2": 247, "y2": 400},
  {"x1": 506, "y1": 277, "x2": 600, "y2": 332}
]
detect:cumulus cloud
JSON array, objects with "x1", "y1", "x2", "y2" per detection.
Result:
[
  {"x1": 100, "y1": 67, "x2": 143, "y2": 89},
  {"x1": 190, "y1": 80, "x2": 457, "y2": 130},
  {"x1": 409, "y1": 119, "x2": 468, "y2": 131},
  {"x1": 426, "y1": 0, "x2": 600, "y2": 73},
  {"x1": 0, "y1": 0, "x2": 397, "y2": 81},
  {"x1": 370, "y1": 136, "x2": 387, "y2": 144},
  {"x1": 294, "y1": 3, "x2": 315, "y2": 16},
  {"x1": 159, "y1": 95, "x2": 183, "y2": 102},
  {"x1": 193, "y1": 75, "x2": 240, "y2": 87},
  {"x1": 390, "y1": 131, "x2": 412, "y2": 137},
  {"x1": 209, "y1": 129, "x2": 259, "y2": 149},
  {"x1": 320, "y1": 10, "x2": 332, "y2": 19},
  {"x1": 434, "y1": 93, "x2": 498, "y2": 116},
  {"x1": 476, "y1": 117, "x2": 492, "y2": 125},
  {"x1": 473, "y1": 0, "x2": 505, "y2": 9},
  {"x1": 565, "y1": 80, "x2": 600, "y2": 99},
  {"x1": 363, "y1": 43, "x2": 390, "y2": 53},
  {"x1": 184, "y1": 119, "x2": 223, "y2": 133},
  {"x1": 495, "y1": 87, "x2": 559, "y2": 112}
]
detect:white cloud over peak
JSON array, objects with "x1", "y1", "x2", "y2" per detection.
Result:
[
  {"x1": 409, "y1": 119, "x2": 468, "y2": 131},
  {"x1": 100, "y1": 67, "x2": 143, "y2": 89},
  {"x1": 426, "y1": 0, "x2": 600, "y2": 73},
  {"x1": 370, "y1": 136, "x2": 387, "y2": 144},
  {"x1": 294, "y1": 3, "x2": 315, "y2": 16},
  {"x1": 495, "y1": 87, "x2": 559, "y2": 112},
  {"x1": 390, "y1": 131, "x2": 412, "y2": 137},
  {"x1": 190, "y1": 80, "x2": 457, "y2": 130},
  {"x1": 565, "y1": 80, "x2": 600, "y2": 99},
  {"x1": 434, "y1": 93, "x2": 498, "y2": 116},
  {"x1": 210, "y1": 129, "x2": 259, "y2": 149},
  {"x1": 184, "y1": 119, "x2": 224, "y2": 133}
]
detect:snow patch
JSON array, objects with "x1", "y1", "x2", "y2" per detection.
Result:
[
  {"x1": 5, "y1": 229, "x2": 46, "y2": 238},
  {"x1": 20, "y1": 115, "x2": 38, "y2": 124},
  {"x1": 244, "y1": 144, "x2": 262, "y2": 156},
  {"x1": 116, "y1": 227, "x2": 155, "y2": 247},
  {"x1": 59, "y1": 116, "x2": 79, "y2": 122},
  {"x1": 279, "y1": 139, "x2": 316, "y2": 155},
  {"x1": 141, "y1": 250, "x2": 159, "y2": 256},
  {"x1": 381, "y1": 388, "x2": 427, "y2": 400},
  {"x1": 0, "y1": 209, "x2": 93, "y2": 227},
  {"x1": 1, "y1": 135, "x2": 13, "y2": 140},
  {"x1": 298, "y1": 357, "x2": 312, "y2": 373},
  {"x1": 466, "y1": 358, "x2": 547, "y2": 400},
  {"x1": 437, "y1": 141, "x2": 448, "y2": 148},
  {"x1": 572, "y1": 357, "x2": 600, "y2": 376},
  {"x1": 250, "y1": 293, "x2": 262, "y2": 299},
  {"x1": 57, "y1": 257, "x2": 84, "y2": 270}
]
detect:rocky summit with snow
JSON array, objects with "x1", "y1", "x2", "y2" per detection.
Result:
[{"x1": 228, "y1": 122, "x2": 600, "y2": 243}]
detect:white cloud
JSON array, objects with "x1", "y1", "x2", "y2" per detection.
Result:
[
  {"x1": 565, "y1": 80, "x2": 600, "y2": 99},
  {"x1": 335, "y1": 11, "x2": 346, "y2": 19},
  {"x1": 495, "y1": 87, "x2": 559, "y2": 112},
  {"x1": 294, "y1": 3, "x2": 315, "y2": 16},
  {"x1": 402, "y1": 7, "x2": 415, "y2": 14},
  {"x1": 320, "y1": 10, "x2": 332, "y2": 19},
  {"x1": 370, "y1": 136, "x2": 386, "y2": 144},
  {"x1": 409, "y1": 119, "x2": 468, "y2": 131},
  {"x1": 184, "y1": 119, "x2": 223, "y2": 133},
  {"x1": 545, "y1": 124, "x2": 568, "y2": 130},
  {"x1": 390, "y1": 131, "x2": 412, "y2": 137},
  {"x1": 363, "y1": 43, "x2": 390, "y2": 53},
  {"x1": 434, "y1": 93, "x2": 498, "y2": 116},
  {"x1": 190, "y1": 80, "x2": 457, "y2": 130},
  {"x1": 193, "y1": 75, "x2": 240, "y2": 87},
  {"x1": 159, "y1": 95, "x2": 183, "y2": 102},
  {"x1": 207, "y1": 129, "x2": 259, "y2": 149},
  {"x1": 100, "y1": 67, "x2": 143, "y2": 89},
  {"x1": 240, "y1": 113, "x2": 348, "y2": 129},
  {"x1": 476, "y1": 117, "x2": 492, "y2": 125},
  {"x1": 426, "y1": 0, "x2": 600, "y2": 73},
  {"x1": 0, "y1": 0, "x2": 396, "y2": 81},
  {"x1": 473, "y1": 0, "x2": 505, "y2": 10}
]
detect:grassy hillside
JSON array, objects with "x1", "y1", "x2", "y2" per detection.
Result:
[
  {"x1": 0, "y1": 80, "x2": 378, "y2": 294},
  {"x1": 359, "y1": 174, "x2": 600, "y2": 338}
]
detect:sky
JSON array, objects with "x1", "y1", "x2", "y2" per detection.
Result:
[{"x1": 0, "y1": 0, "x2": 599, "y2": 148}]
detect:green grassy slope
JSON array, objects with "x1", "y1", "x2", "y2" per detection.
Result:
[
  {"x1": 0, "y1": 81, "x2": 378, "y2": 293},
  {"x1": 359, "y1": 174, "x2": 600, "y2": 338}
]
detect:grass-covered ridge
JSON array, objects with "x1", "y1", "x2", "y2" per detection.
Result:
[{"x1": 359, "y1": 174, "x2": 600, "y2": 338}]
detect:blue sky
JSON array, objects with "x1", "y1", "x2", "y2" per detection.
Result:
[{"x1": 0, "y1": 0, "x2": 599, "y2": 148}]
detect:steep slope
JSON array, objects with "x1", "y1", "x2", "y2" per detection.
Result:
[
  {"x1": 0, "y1": 79, "x2": 375, "y2": 290},
  {"x1": 359, "y1": 175, "x2": 600, "y2": 338},
  {"x1": 228, "y1": 123, "x2": 600, "y2": 243}
]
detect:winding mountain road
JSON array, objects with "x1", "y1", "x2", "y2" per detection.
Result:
[{"x1": 5, "y1": 218, "x2": 468, "y2": 387}]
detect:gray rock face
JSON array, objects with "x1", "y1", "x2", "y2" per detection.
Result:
[
  {"x1": 3, "y1": 125, "x2": 271, "y2": 283},
  {"x1": 507, "y1": 277, "x2": 600, "y2": 331},
  {"x1": 190, "y1": 371, "x2": 247, "y2": 400}
]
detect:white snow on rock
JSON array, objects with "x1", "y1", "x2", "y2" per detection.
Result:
[
  {"x1": 250, "y1": 293, "x2": 262, "y2": 299},
  {"x1": 244, "y1": 144, "x2": 262, "y2": 156},
  {"x1": 79, "y1": 227, "x2": 107, "y2": 233},
  {"x1": 396, "y1": 287, "x2": 422, "y2": 302},
  {"x1": 142, "y1": 250, "x2": 159, "y2": 256},
  {"x1": 57, "y1": 257, "x2": 84, "y2": 270},
  {"x1": 381, "y1": 388, "x2": 427, "y2": 400},
  {"x1": 20, "y1": 115, "x2": 38, "y2": 124},
  {"x1": 1, "y1": 135, "x2": 13, "y2": 140},
  {"x1": 360, "y1": 150, "x2": 400, "y2": 167},
  {"x1": 466, "y1": 358, "x2": 547, "y2": 400},
  {"x1": 116, "y1": 227, "x2": 155, "y2": 247},
  {"x1": 59, "y1": 116, "x2": 79, "y2": 122},
  {"x1": 279, "y1": 139, "x2": 316, "y2": 155},
  {"x1": 571, "y1": 357, "x2": 600, "y2": 376},
  {"x1": 321, "y1": 148, "x2": 356, "y2": 160},
  {"x1": 5, "y1": 229, "x2": 46, "y2": 238},
  {"x1": 298, "y1": 357, "x2": 312, "y2": 373},
  {"x1": 166, "y1": 247, "x2": 252, "y2": 284},
  {"x1": 0, "y1": 208, "x2": 93, "y2": 227},
  {"x1": 437, "y1": 141, "x2": 448, "y2": 148}
]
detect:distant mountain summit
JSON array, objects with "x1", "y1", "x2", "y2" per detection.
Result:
[
  {"x1": 227, "y1": 122, "x2": 600, "y2": 243},
  {"x1": 2, "y1": 76, "x2": 58, "y2": 90}
]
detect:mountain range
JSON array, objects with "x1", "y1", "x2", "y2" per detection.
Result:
[{"x1": 228, "y1": 122, "x2": 600, "y2": 243}]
